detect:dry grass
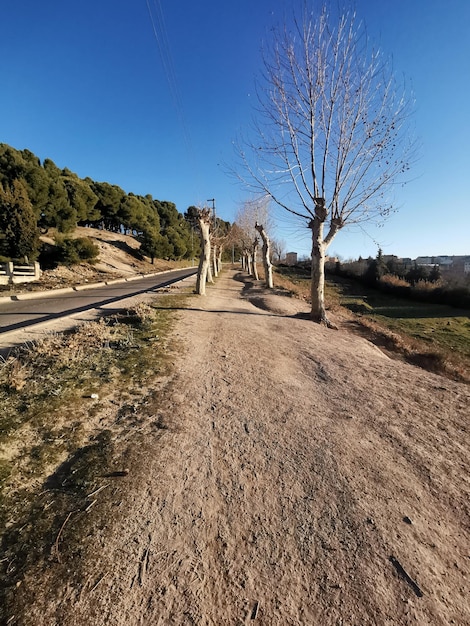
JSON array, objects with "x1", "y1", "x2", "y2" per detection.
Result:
[{"x1": 0, "y1": 290, "x2": 190, "y2": 617}]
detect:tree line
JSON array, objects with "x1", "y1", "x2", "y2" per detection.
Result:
[
  {"x1": 0, "y1": 143, "x2": 194, "y2": 262},
  {"x1": 330, "y1": 251, "x2": 470, "y2": 309}
]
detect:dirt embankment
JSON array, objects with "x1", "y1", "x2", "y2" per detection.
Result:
[
  {"x1": 8, "y1": 270, "x2": 470, "y2": 625},
  {"x1": 1, "y1": 227, "x2": 184, "y2": 296}
]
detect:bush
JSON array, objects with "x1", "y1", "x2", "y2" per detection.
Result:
[
  {"x1": 378, "y1": 274, "x2": 411, "y2": 299},
  {"x1": 39, "y1": 236, "x2": 99, "y2": 268},
  {"x1": 329, "y1": 261, "x2": 470, "y2": 310},
  {"x1": 70, "y1": 237, "x2": 99, "y2": 262}
]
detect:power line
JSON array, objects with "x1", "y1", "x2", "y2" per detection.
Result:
[{"x1": 145, "y1": 0, "x2": 201, "y2": 197}]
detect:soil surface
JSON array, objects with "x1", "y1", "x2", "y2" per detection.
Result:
[{"x1": 11, "y1": 270, "x2": 470, "y2": 625}]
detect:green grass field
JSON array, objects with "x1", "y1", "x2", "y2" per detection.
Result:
[
  {"x1": 274, "y1": 266, "x2": 470, "y2": 380},
  {"x1": 328, "y1": 275, "x2": 470, "y2": 360}
]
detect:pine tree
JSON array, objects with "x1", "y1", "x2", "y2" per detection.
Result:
[{"x1": 0, "y1": 180, "x2": 40, "y2": 259}]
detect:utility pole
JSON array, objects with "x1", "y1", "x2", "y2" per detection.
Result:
[
  {"x1": 207, "y1": 198, "x2": 216, "y2": 230},
  {"x1": 191, "y1": 226, "x2": 194, "y2": 266}
]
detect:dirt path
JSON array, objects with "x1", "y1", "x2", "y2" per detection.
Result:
[{"x1": 20, "y1": 270, "x2": 469, "y2": 625}]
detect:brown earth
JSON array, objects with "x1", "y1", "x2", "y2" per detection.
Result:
[{"x1": 11, "y1": 269, "x2": 469, "y2": 625}]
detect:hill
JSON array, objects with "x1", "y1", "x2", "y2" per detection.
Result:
[{"x1": 4, "y1": 227, "x2": 190, "y2": 294}]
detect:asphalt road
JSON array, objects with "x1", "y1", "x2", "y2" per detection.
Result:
[{"x1": 0, "y1": 267, "x2": 197, "y2": 353}]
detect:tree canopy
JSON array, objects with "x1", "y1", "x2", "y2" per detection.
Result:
[{"x1": 0, "y1": 143, "x2": 194, "y2": 262}]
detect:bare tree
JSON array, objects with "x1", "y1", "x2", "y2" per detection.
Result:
[
  {"x1": 211, "y1": 219, "x2": 232, "y2": 276},
  {"x1": 237, "y1": 5, "x2": 414, "y2": 326},
  {"x1": 195, "y1": 208, "x2": 212, "y2": 295},
  {"x1": 236, "y1": 197, "x2": 275, "y2": 284},
  {"x1": 271, "y1": 238, "x2": 286, "y2": 264}
]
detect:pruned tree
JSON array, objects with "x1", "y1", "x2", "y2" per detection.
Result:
[
  {"x1": 210, "y1": 218, "x2": 232, "y2": 277},
  {"x1": 236, "y1": 196, "x2": 274, "y2": 283},
  {"x1": 224, "y1": 222, "x2": 244, "y2": 266},
  {"x1": 255, "y1": 222, "x2": 274, "y2": 288},
  {"x1": 237, "y1": 5, "x2": 414, "y2": 326},
  {"x1": 195, "y1": 207, "x2": 212, "y2": 295},
  {"x1": 251, "y1": 237, "x2": 260, "y2": 280}
]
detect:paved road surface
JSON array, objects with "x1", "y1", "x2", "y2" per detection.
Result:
[{"x1": 0, "y1": 267, "x2": 197, "y2": 354}]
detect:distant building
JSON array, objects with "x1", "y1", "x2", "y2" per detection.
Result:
[
  {"x1": 414, "y1": 255, "x2": 470, "y2": 277},
  {"x1": 285, "y1": 252, "x2": 298, "y2": 266}
]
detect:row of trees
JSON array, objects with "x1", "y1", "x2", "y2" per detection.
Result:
[
  {"x1": 0, "y1": 141, "x2": 277, "y2": 286},
  {"x1": 0, "y1": 143, "x2": 194, "y2": 262},
  {"x1": 184, "y1": 200, "x2": 275, "y2": 294},
  {"x1": 185, "y1": 206, "x2": 236, "y2": 294},
  {"x1": 338, "y1": 250, "x2": 442, "y2": 287}
]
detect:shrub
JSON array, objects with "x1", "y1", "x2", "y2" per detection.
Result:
[
  {"x1": 55, "y1": 236, "x2": 99, "y2": 266},
  {"x1": 377, "y1": 274, "x2": 411, "y2": 299},
  {"x1": 39, "y1": 236, "x2": 99, "y2": 268},
  {"x1": 70, "y1": 237, "x2": 99, "y2": 262}
]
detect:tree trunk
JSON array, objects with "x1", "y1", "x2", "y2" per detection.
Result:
[
  {"x1": 212, "y1": 244, "x2": 218, "y2": 278},
  {"x1": 309, "y1": 201, "x2": 341, "y2": 328},
  {"x1": 207, "y1": 259, "x2": 214, "y2": 284},
  {"x1": 196, "y1": 214, "x2": 211, "y2": 295},
  {"x1": 255, "y1": 223, "x2": 274, "y2": 289},
  {"x1": 217, "y1": 245, "x2": 223, "y2": 273},
  {"x1": 309, "y1": 219, "x2": 328, "y2": 324},
  {"x1": 252, "y1": 238, "x2": 259, "y2": 280},
  {"x1": 245, "y1": 250, "x2": 252, "y2": 276}
]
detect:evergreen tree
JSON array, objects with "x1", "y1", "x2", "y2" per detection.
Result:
[
  {"x1": 63, "y1": 172, "x2": 100, "y2": 223},
  {"x1": 0, "y1": 180, "x2": 39, "y2": 259},
  {"x1": 363, "y1": 248, "x2": 388, "y2": 285}
]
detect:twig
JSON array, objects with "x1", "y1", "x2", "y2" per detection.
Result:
[
  {"x1": 85, "y1": 499, "x2": 97, "y2": 513},
  {"x1": 389, "y1": 556, "x2": 424, "y2": 597},
  {"x1": 90, "y1": 572, "x2": 107, "y2": 593},
  {"x1": 138, "y1": 547, "x2": 150, "y2": 586},
  {"x1": 86, "y1": 483, "x2": 109, "y2": 498},
  {"x1": 53, "y1": 510, "x2": 77, "y2": 563}
]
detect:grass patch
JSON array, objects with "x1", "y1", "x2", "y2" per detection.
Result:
[
  {"x1": 330, "y1": 275, "x2": 470, "y2": 358},
  {"x1": 273, "y1": 266, "x2": 470, "y2": 383}
]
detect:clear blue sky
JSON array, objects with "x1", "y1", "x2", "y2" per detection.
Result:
[{"x1": 1, "y1": 1, "x2": 469, "y2": 260}]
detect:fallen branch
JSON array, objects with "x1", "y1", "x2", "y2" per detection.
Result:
[{"x1": 389, "y1": 556, "x2": 424, "y2": 597}]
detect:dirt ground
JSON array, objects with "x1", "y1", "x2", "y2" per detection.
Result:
[{"x1": 10, "y1": 269, "x2": 470, "y2": 625}]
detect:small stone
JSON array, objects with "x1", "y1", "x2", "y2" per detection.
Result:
[{"x1": 403, "y1": 516, "x2": 413, "y2": 525}]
